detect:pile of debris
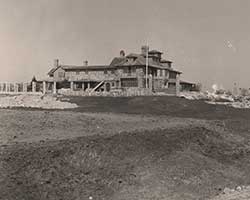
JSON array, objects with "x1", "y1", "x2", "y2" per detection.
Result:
[
  {"x1": 179, "y1": 91, "x2": 234, "y2": 102},
  {"x1": 0, "y1": 94, "x2": 78, "y2": 109},
  {"x1": 211, "y1": 186, "x2": 250, "y2": 200},
  {"x1": 180, "y1": 91, "x2": 250, "y2": 109}
]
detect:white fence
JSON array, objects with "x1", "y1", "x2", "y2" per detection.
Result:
[{"x1": 0, "y1": 82, "x2": 43, "y2": 94}]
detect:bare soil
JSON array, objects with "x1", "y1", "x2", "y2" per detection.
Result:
[{"x1": 1, "y1": 96, "x2": 250, "y2": 200}]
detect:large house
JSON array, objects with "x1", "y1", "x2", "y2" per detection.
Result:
[{"x1": 46, "y1": 46, "x2": 195, "y2": 94}]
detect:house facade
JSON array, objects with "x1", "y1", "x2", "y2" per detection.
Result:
[{"x1": 46, "y1": 46, "x2": 189, "y2": 94}]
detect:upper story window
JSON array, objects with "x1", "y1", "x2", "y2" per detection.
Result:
[
  {"x1": 58, "y1": 71, "x2": 65, "y2": 78},
  {"x1": 169, "y1": 72, "x2": 177, "y2": 79},
  {"x1": 165, "y1": 70, "x2": 168, "y2": 77},
  {"x1": 128, "y1": 67, "x2": 132, "y2": 75}
]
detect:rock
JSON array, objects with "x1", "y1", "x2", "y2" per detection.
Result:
[
  {"x1": 235, "y1": 186, "x2": 242, "y2": 191},
  {"x1": 223, "y1": 187, "x2": 234, "y2": 194}
]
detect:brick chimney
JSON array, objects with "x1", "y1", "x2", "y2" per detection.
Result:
[
  {"x1": 141, "y1": 45, "x2": 149, "y2": 55},
  {"x1": 84, "y1": 60, "x2": 88, "y2": 66},
  {"x1": 120, "y1": 50, "x2": 125, "y2": 57},
  {"x1": 54, "y1": 59, "x2": 59, "y2": 68}
]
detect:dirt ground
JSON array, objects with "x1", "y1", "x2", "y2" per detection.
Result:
[{"x1": 1, "y1": 96, "x2": 250, "y2": 200}]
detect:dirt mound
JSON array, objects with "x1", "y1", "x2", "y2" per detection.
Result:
[
  {"x1": 1, "y1": 127, "x2": 250, "y2": 200},
  {"x1": 0, "y1": 94, "x2": 78, "y2": 109}
]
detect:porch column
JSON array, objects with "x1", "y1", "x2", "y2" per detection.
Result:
[
  {"x1": 87, "y1": 82, "x2": 90, "y2": 90},
  {"x1": 176, "y1": 74, "x2": 180, "y2": 96},
  {"x1": 32, "y1": 82, "x2": 36, "y2": 92},
  {"x1": 5, "y1": 83, "x2": 8, "y2": 92},
  {"x1": 70, "y1": 81, "x2": 74, "y2": 91},
  {"x1": 9, "y1": 83, "x2": 12, "y2": 92},
  {"x1": 43, "y1": 81, "x2": 46, "y2": 94},
  {"x1": 118, "y1": 79, "x2": 121, "y2": 88},
  {"x1": 149, "y1": 74, "x2": 153, "y2": 91},
  {"x1": 104, "y1": 83, "x2": 107, "y2": 92},
  {"x1": 14, "y1": 83, "x2": 18, "y2": 93},
  {"x1": 23, "y1": 83, "x2": 27, "y2": 92},
  {"x1": 53, "y1": 81, "x2": 57, "y2": 94},
  {"x1": 82, "y1": 82, "x2": 85, "y2": 90},
  {"x1": 157, "y1": 69, "x2": 160, "y2": 77}
]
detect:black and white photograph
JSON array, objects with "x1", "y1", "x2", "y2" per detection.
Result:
[{"x1": 0, "y1": 0, "x2": 250, "y2": 199}]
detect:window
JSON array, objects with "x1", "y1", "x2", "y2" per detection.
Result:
[
  {"x1": 160, "y1": 70, "x2": 163, "y2": 76},
  {"x1": 111, "y1": 69, "x2": 115, "y2": 74},
  {"x1": 121, "y1": 78, "x2": 138, "y2": 87},
  {"x1": 76, "y1": 71, "x2": 80, "y2": 75},
  {"x1": 111, "y1": 82, "x2": 115, "y2": 87},
  {"x1": 128, "y1": 67, "x2": 132, "y2": 75},
  {"x1": 169, "y1": 72, "x2": 177, "y2": 79},
  {"x1": 104, "y1": 70, "x2": 108, "y2": 74},
  {"x1": 85, "y1": 70, "x2": 88, "y2": 74},
  {"x1": 58, "y1": 72, "x2": 65, "y2": 78}
]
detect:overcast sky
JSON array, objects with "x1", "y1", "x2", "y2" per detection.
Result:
[{"x1": 0, "y1": 0, "x2": 250, "y2": 90}]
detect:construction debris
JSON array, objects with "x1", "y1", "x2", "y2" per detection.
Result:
[
  {"x1": 211, "y1": 186, "x2": 250, "y2": 200},
  {"x1": 180, "y1": 90, "x2": 250, "y2": 109},
  {"x1": 0, "y1": 94, "x2": 78, "y2": 109}
]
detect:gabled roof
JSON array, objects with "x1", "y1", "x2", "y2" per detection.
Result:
[
  {"x1": 109, "y1": 53, "x2": 182, "y2": 73},
  {"x1": 110, "y1": 57, "x2": 127, "y2": 67},
  {"x1": 47, "y1": 66, "x2": 60, "y2": 75}
]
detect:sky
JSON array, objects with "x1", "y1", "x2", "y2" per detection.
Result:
[{"x1": 0, "y1": 0, "x2": 250, "y2": 91}]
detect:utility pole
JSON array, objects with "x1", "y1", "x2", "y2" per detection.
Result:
[{"x1": 145, "y1": 43, "x2": 149, "y2": 89}]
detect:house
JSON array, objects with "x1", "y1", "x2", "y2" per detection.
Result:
[
  {"x1": 180, "y1": 81, "x2": 196, "y2": 91},
  {"x1": 46, "y1": 46, "x2": 188, "y2": 95}
]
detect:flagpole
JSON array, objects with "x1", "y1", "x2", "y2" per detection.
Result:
[{"x1": 146, "y1": 41, "x2": 148, "y2": 89}]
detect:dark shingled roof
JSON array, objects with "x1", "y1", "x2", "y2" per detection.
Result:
[
  {"x1": 126, "y1": 53, "x2": 140, "y2": 58},
  {"x1": 160, "y1": 59, "x2": 172, "y2": 63},
  {"x1": 180, "y1": 80, "x2": 196, "y2": 85},
  {"x1": 149, "y1": 50, "x2": 163, "y2": 54},
  {"x1": 61, "y1": 65, "x2": 114, "y2": 70},
  {"x1": 48, "y1": 65, "x2": 114, "y2": 75},
  {"x1": 48, "y1": 48, "x2": 182, "y2": 75},
  {"x1": 109, "y1": 53, "x2": 182, "y2": 73},
  {"x1": 110, "y1": 57, "x2": 127, "y2": 67}
]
